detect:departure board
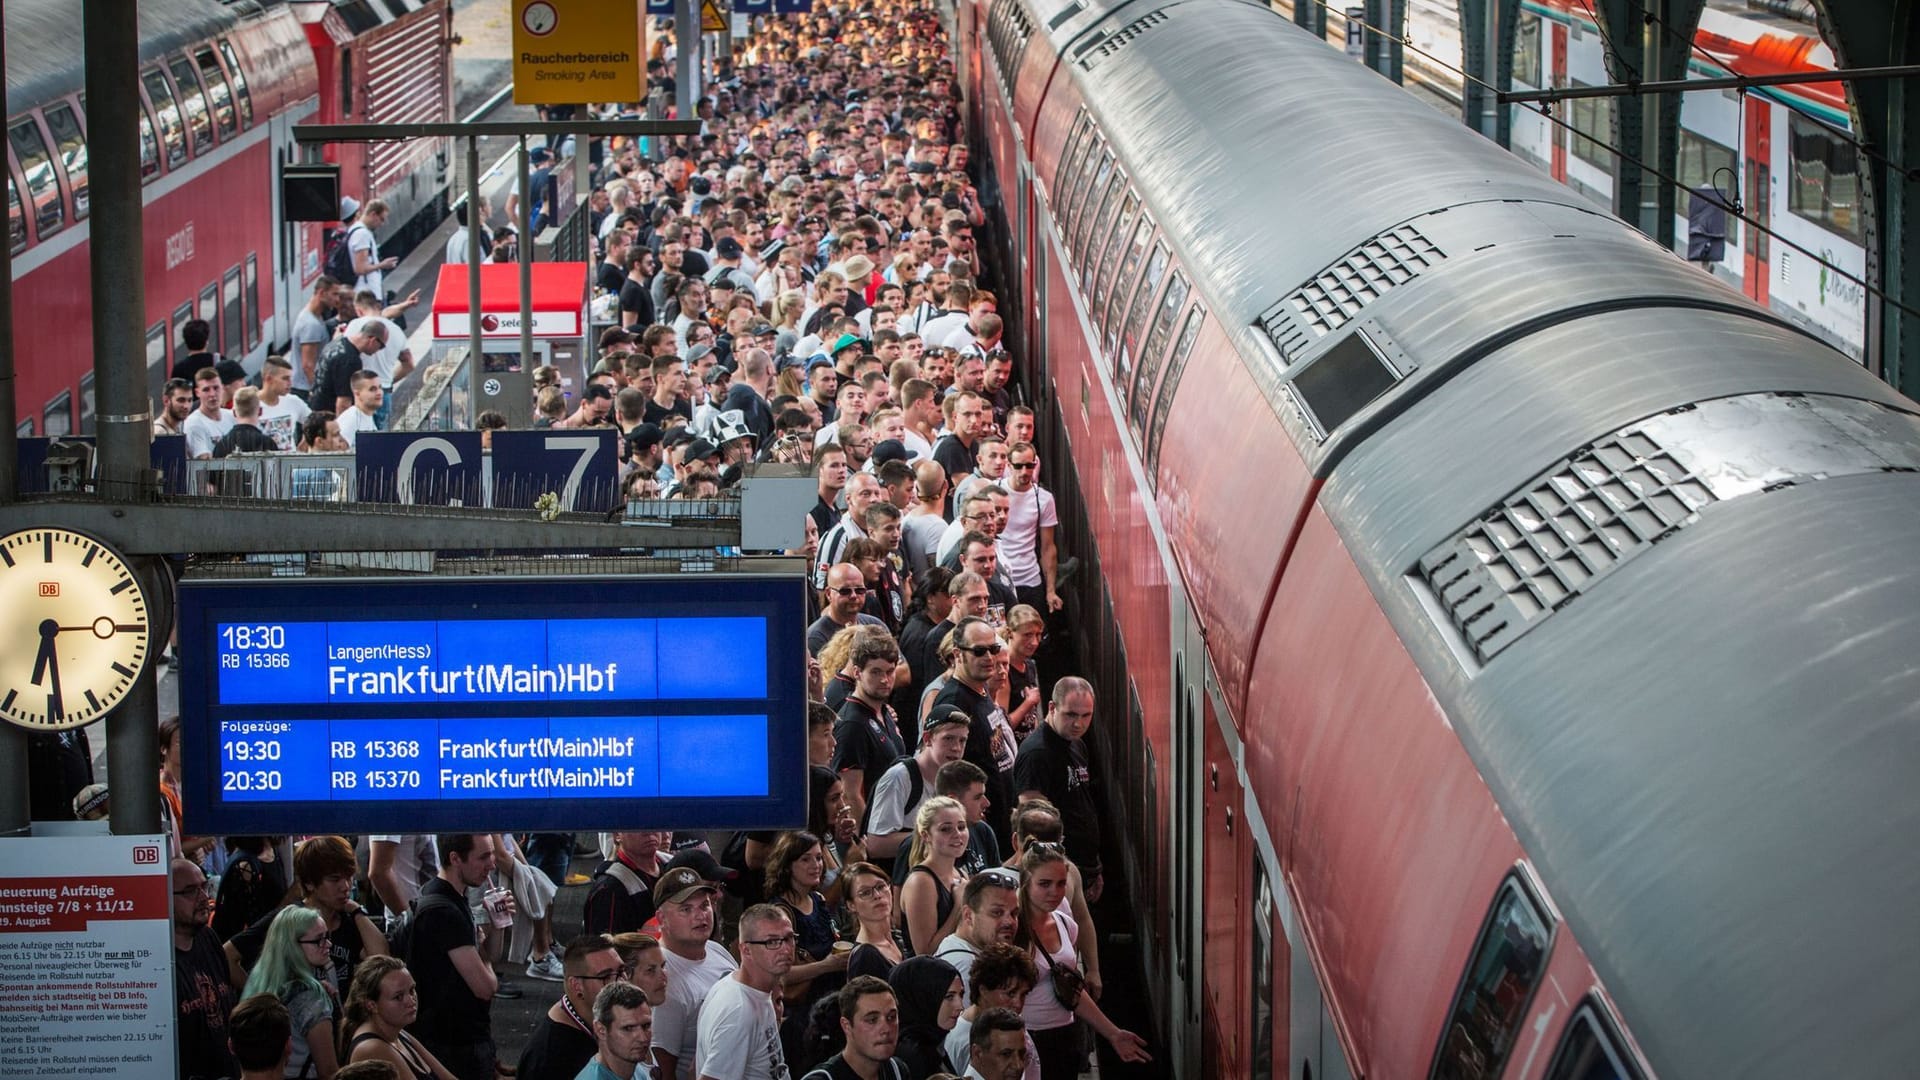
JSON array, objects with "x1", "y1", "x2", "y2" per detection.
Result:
[{"x1": 177, "y1": 575, "x2": 809, "y2": 834}]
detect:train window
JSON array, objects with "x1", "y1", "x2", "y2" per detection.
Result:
[
  {"x1": 1511, "y1": 10, "x2": 1542, "y2": 88},
  {"x1": 340, "y1": 48, "x2": 355, "y2": 117},
  {"x1": 168, "y1": 56, "x2": 215, "y2": 156},
  {"x1": 1093, "y1": 194, "x2": 1138, "y2": 323},
  {"x1": 1131, "y1": 270, "x2": 1188, "y2": 431},
  {"x1": 1429, "y1": 873, "x2": 1554, "y2": 1080},
  {"x1": 172, "y1": 302, "x2": 195, "y2": 364},
  {"x1": 1064, "y1": 141, "x2": 1105, "y2": 254},
  {"x1": 141, "y1": 68, "x2": 189, "y2": 169},
  {"x1": 222, "y1": 267, "x2": 244, "y2": 361},
  {"x1": 43, "y1": 392, "x2": 73, "y2": 438},
  {"x1": 1251, "y1": 860, "x2": 1277, "y2": 1080},
  {"x1": 1072, "y1": 152, "x2": 1116, "y2": 268},
  {"x1": 219, "y1": 41, "x2": 254, "y2": 127},
  {"x1": 1055, "y1": 113, "x2": 1091, "y2": 204},
  {"x1": 7, "y1": 173, "x2": 24, "y2": 256},
  {"x1": 1677, "y1": 130, "x2": 1739, "y2": 245},
  {"x1": 195, "y1": 49, "x2": 239, "y2": 140},
  {"x1": 1057, "y1": 127, "x2": 1095, "y2": 224},
  {"x1": 1103, "y1": 214, "x2": 1154, "y2": 353},
  {"x1": 78, "y1": 373, "x2": 96, "y2": 436},
  {"x1": 1288, "y1": 328, "x2": 1399, "y2": 438},
  {"x1": 1569, "y1": 82, "x2": 1614, "y2": 170},
  {"x1": 1787, "y1": 112, "x2": 1865, "y2": 242},
  {"x1": 43, "y1": 104, "x2": 88, "y2": 221},
  {"x1": 199, "y1": 283, "x2": 222, "y2": 353},
  {"x1": 1079, "y1": 166, "x2": 1124, "y2": 291},
  {"x1": 1544, "y1": 1000, "x2": 1643, "y2": 1080},
  {"x1": 245, "y1": 255, "x2": 262, "y2": 351},
  {"x1": 146, "y1": 322, "x2": 169, "y2": 408},
  {"x1": 1123, "y1": 242, "x2": 1170, "y2": 359},
  {"x1": 138, "y1": 108, "x2": 161, "y2": 180},
  {"x1": 1147, "y1": 303, "x2": 1204, "y2": 470},
  {"x1": 9, "y1": 120, "x2": 66, "y2": 239}
]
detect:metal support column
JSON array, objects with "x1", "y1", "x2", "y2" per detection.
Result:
[
  {"x1": 516, "y1": 137, "x2": 535, "y2": 370},
  {"x1": 1295, "y1": 0, "x2": 1327, "y2": 41},
  {"x1": 0, "y1": 7, "x2": 22, "y2": 840},
  {"x1": 1364, "y1": 0, "x2": 1406, "y2": 82},
  {"x1": 467, "y1": 136, "x2": 484, "y2": 383},
  {"x1": 84, "y1": 0, "x2": 162, "y2": 836},
  {"x1": 675, "y1": 0, "x2": 699, "y2": 124},
  {"x1": 1457, "y1": 0, "x2": 1517, "y2": 144}
]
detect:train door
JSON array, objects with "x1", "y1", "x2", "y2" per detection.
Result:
[
  {"x1": 1550, "y1": 22, "x2": 1569, "y2": 182},
  {"x1": 1168, "y1": 593, "x2": 1206, "y2": 1077},
  {"x1": 1743, "y1": 97, "x2": 1772, "y2": 307},
  {"x1": 1201, "y1": 690, "x2": 1247, "y2": 1078}
]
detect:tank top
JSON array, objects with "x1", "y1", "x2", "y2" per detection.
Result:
[
  {"x1": 350, "y1": 1030, "x2": 434, "y2": 1080},
  {"x1": 906, "y1": 863, "x2": 956, "y2": 934}
]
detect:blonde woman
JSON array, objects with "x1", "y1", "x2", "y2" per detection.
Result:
[{"x1": 900, "y1": 795, "x2": 970, "y2": 956}]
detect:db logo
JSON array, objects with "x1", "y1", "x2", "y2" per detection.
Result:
[
  {"x1": 483, "y1": 378, "x2": 502, "y2": 396},
  {"x1": 38, "y1": 582, "x2": 58, "y2": 597},
  {"x1": 480, "y1": 314, "x2": 501, "y2": 332},
  {"x1": 132, "y1": 846, "x2": 161, "y2": 865}
]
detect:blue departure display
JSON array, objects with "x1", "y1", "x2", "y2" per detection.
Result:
[{"x1": 178, "y1": 576, "x2": 808, "y2": 834}]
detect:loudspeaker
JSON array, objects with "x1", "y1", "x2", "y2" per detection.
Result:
[{"x1": 282, "y1": 164, "x2": 342, "y2": 222}]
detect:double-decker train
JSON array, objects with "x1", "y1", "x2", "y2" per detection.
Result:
[
  {"x1": 5, "y1": 0, "x2": 451, "y2": 438},
  {"x1": 957, "y1": 0, "x2": 1920, "y2": 1075}
]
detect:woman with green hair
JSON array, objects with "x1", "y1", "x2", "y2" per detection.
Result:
[{"x1": 241, "y1": 905, "x2": 341, "y2": 1078}]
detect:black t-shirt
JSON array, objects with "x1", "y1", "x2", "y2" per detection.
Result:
[
  {"x1": 824, "y1": 673, "x2": 856, "y2": 713},
  {"x1": 408, "y1": 877, "x2": 490, "y2": 1045},
  {"x1": 515, "y1": 1014, "x2": 600, "y2": 1080},
  {"x1": 809, "y1": 496, "x2": 839, "y2": 540},
  {"x1": 932, "y1": 434, "x2": 976, "y2": 482},
  {"x1": 931, "y1": 679, "x2": 1012, "y2": 846},
  {"x1": 1013, "y1": 724, "x2": 1102, "y2": 875},
  {"x1": 176, "y1": 927, "x2": 240, "y2": 1080},
  {"x1": 643, "y1": 396, "x2": 694, "y2": 426},
  {"x1": 211, "y1": 853, "x2": 285, "y2": 942},
  {"x1": 170, "y1": 351, "x2": 220, "y2": 382},
  {"x1": 833, "y1": 698, "x2": 906, "y2": 803},
  {"x1": 802, "y1": 1052, "x2": 909, "y2": 1080},
  {"x1": 598, "y1": 260, "x2": 627, "y2": 296},
  {"x1": 313, "y1": 336, "x2": 365, "y2": 409},
  {"x1": 580, "y1": 854, "x2": 661, "y2": 938},
  {"x1": 213, "y1": 422, "x2": 280, "y2": 458},
  {"x1": 619, "y1": 277, "x2": 655, "y2": 325},
  {"x1": 26, "y1": 729, "x2": 90, "y2": 821}
]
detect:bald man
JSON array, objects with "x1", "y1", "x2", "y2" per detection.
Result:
[{"x1": 807, "y1": 562, "x2": 888, "y2": 657}]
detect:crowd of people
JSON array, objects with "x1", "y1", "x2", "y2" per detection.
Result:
[{"x1": 134, "y1": 0, "x2": 1161, "y2": 1078}]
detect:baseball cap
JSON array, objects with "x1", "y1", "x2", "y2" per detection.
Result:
[
  {"x1": 702, "y1": 365, "x2": 732, "y2": 387},
  {"x1": 651, "y1": 866, "x2": 719, "y2": 907},
  {"x1": 869, "y1": 438, "x2": 909, "y2": 468},
  {"x1": 805, "y1": 353, "x2": 835, "y2": 372},
  {"x1": 529, "y1": 146, "x2": 552, "y2": 164},
  {"x1": 715, "y1": 236, "x2": 744, "y2": 259},
  {"x1": 922, "y1": 707, "x2": 971, "y2": 737},
  {"x1": 625, "y1": 423, "x2": 665, "y2": 454},
  {"x1": 215, "y1": 359, "x2": 248, "y2": 385},
  {"x1": 681, "y1": 438, "x2": 721, "y2": 464},
  {"x1": 749, "y1": 320, "x2": 778, "y2": 338}
]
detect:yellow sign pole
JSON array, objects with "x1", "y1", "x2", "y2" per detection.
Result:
[{"x1": 512, "y1": 0, "x2": 644, "y2": 106}]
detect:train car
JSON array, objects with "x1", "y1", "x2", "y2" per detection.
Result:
[
  {"x1": 294, "y1": 0, "x2": 454, "y2": 273},
  {"x1": 960, "y1": 0, "x2": 1920, "y2": 1075},
  {"x1": 6, "y1": 0, "x2": 319, "y2": 437},
  {"x1": 1393, "y1": 0, "x2": 1867, "y2": 359}
]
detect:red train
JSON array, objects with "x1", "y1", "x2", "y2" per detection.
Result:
[
  {"x1": 960, "y1": 0, "x2": 1920, "y2": 1076},
  {"x1": 5, "y1": 0, "x2": 451, "y2": 437}
]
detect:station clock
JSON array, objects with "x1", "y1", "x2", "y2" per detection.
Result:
[{"x1": 0, "y1": 528, "x2": 150, "y2": 731}]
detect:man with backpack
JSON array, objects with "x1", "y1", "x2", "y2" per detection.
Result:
[
  {"x1": 326, "y1": 197, "x2": 397, "y2": 300},
  {"x1": 861, "y1": 708, "x2": 969, "y2": 861}
]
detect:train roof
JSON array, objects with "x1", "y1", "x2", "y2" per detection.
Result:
[
  {"x1": 1025, "y1": 0, "x2": 1920, "y2": 1070},
  {"x1": 3, "y1": 0, "x2": 280, "y2": 111}
]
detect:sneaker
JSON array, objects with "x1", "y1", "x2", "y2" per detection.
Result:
[
  {"x1": 493, "y1": 980, "x2": 524, "y2": 1000},
  {"x1": 549, "y1": 941, "x2": 565, "y2": 961},
  {"x1": 525, "y1": 954, "x2": 564, "y2": 982},
  {"x1": 565, "y1": 872, "x2": 591, "y2": 886}
]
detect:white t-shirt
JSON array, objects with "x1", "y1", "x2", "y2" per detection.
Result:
[
  {"x1": 918, "y1": 312, "x2": 969, "y2": 349},
  {"x1": 900, "y1": 512, "x2": 947, "y2": 583},
  {"x1": 258, "y1": 393, "x2": 312, "y2": 452},
  {"x1": 997, "y1": 484, "x2": 1058, "y2": 589},
  {"x1": 696, "y1": 975, "x2": 787, "y2": 1080},
  {"x1": 366, "y1": 835, "x2": 438, "y2": 917},
  {"x1": 346, "y1": 316, "x2": 407, "y2": 386},
  {"x1": 336, "y1": 406, "x2": 379, "y2": 448},
  {"x1": 349, "y1": 223, "x2": 383, "y2": 297},
  {"x1": 901, "y1": 430, "x2": 935, "y2": 464},
  {"x1": 182, "y1": 409, "x2": 235, "y2": 459},
  {"x1": 865, "y1": 758, "x2": 927, "y2": 838},
  {"x1": 655, "y1": 941, "x2": 738, "y2": 1073}
]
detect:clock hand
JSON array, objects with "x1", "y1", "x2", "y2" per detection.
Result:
[{"x1": 31, "y1": 620, "x2": 63, "y2": 721}]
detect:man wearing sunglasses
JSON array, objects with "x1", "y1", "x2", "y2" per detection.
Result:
[
  {"x1": 932, "y1": 617, "x2": 1016, "y2": 848},
  {"x1": 998, "y1": 443, "x2": 1062, "y2": 614},
  {"x1": 808, "y1": 562, "x2": 889, "y2": 657},
  {"x1": 517, "y1": 935, "x2": 630, "y2": 1080}
]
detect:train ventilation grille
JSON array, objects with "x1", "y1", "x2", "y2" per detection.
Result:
[
  {"x1": 1412, "y1": 392, "x2": 1920, "y2": 668},
  {"x1": 1259, "y1": 223, "x2": 1444, "y2": 364},
  {"x1": 988, "y1": 0, "x2": 1037, "y2": 96},
  {"x1": 1077, "y1": 9, "x2": 1172, "y2": 71},
  {"x1": 1048, "y1": 1, "x2": 1086, "y2": 30},
  {"x1": 1416, "y1": 425, "x2": 1717, "y2": 665}
]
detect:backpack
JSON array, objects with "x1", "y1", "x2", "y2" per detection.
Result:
[
  {"x1": 324, "y1": 223, "x2": 367, "y2": 285},
  {"x1": 856, "y1": 756, "x2": 927, "y2": 885}
]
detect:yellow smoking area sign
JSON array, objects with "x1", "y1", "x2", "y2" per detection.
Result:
[{"x1": 512, "y1": 0, "x2": 643, "y2": 106}]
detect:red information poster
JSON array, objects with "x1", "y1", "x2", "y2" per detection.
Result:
[{"x1": 0, "y1": 834, "x2": 174, "y2": 1079}]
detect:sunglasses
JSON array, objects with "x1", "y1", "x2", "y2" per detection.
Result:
[
  {"x1": 829, "y1": 585, "x2": 869, "y2": 596},
  {"x1": 964, "y1": 642, "x2": 1005, "y2": 657},
  {"x1": 1010, "y1": 462, "x2": 1037, "y2": 471}
]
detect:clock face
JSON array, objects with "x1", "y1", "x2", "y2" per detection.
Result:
[
  {"x1": 522, "y1": 1, "x2": 558, "y2": 35},
  {"x1": 0, "y1": 529, "x2": 150, "y2": 731}
]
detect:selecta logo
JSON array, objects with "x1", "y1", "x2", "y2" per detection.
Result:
[{"x1": 481, "y1": 313, "x2": 502, "y2": 332}]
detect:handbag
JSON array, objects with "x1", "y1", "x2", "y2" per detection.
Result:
[{"x1": 1039, "y1": 931, "x2": 1086, "y2": 1011}]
